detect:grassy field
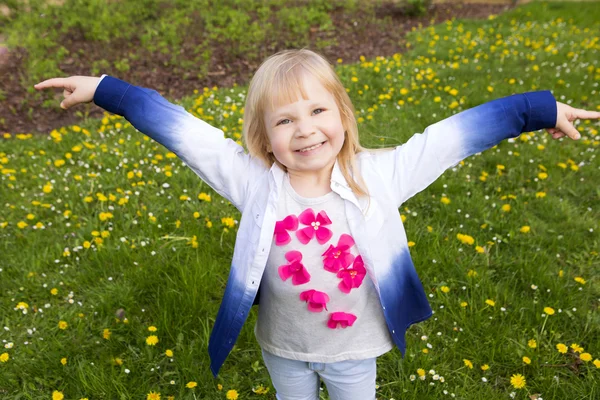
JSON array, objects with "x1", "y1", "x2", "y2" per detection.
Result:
[{"x1": 1, "y1": 1, "x2": 599, "y2": 399}]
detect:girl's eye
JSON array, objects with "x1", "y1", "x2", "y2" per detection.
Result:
[{"x1": 276, "y1": 109, "x2": 325, "y2": 126}]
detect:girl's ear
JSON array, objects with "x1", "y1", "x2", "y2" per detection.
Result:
[{"x1": 266, "y1": 143, "x2": 273, "y2": 153}]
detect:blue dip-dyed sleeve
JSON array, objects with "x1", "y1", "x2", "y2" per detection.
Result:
[
  {"x1": 373, "y1": 91, "x2": 557, "y2": 206},
  {"x1": 93, "y1": 76, "x2": 267, "y2": 211}
]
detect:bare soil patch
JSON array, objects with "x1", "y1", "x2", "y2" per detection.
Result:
[{"x1": 0, "y1": 1, "x2": 513, "y2": 135}]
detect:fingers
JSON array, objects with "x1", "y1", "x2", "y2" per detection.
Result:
[
  {"x1": 34, "y1": 77, "x2": 70, "y2": 90},
  {"x1": 61, "y1": 94, "x2": 80, "y2": 110},
  {"x1": 574, "y1": 109, "x2": 600, "y2": 120}
]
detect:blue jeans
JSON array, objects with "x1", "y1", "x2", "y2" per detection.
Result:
[{"x1": 261, "y1": 349, "x2": 377, "y2": 400}]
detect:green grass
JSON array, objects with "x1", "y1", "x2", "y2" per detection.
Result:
[{"x1": 1, "y1": 1, "x2": 600, "y2": 399}]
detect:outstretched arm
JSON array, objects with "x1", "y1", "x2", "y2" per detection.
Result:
[
  {"x1": 35, "y1": 75, "x2": 267, "y2": 211},
  {"x1": 372, "y1": 91, "x2": 599, "y2": 207}
]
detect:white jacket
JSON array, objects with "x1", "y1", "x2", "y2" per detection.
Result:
[{"x1": 94, "y1": 76, "x2": 556, "y2": 376}]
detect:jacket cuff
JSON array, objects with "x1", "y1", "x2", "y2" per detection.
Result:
[
  {"x1": 523, "y1": 90, "x2": 557, "y2": 132},
  {"x1": 93, "y1": 75, "x2": 131, "y2": 116}
]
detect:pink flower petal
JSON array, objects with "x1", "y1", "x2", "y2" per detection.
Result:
[
  {"x1": 307, "y1": 302, "x2": 325, "y2": 312},
  {"x1": 337, "y1": 280, "x2": 351, "y2": 294},
  {"x1": 291, "y1": 265, "x2": 311, "y2": 285},
  {"x1": 299, "y1": 289, "x2": 315, "y2": 302},
  {"x1": 300, "y1": 289, "x2": 329, "y2": 312},
  {"x1": 298, "y1": 208, "x2": 315, "y2": 225},
  {"x1": 296, "y1": 227, "x2": 314, "y2": 244},
  {"x1": 315, "y1": 210, "x2": 332, "y2": 225},
  {"x1": 278, "y1": 265, "x2": 292, "y2": 281},
  {"x1": 315, "y1": 226, "x2": 333, "y2": 244},
  {"x1": 282, "y1": 215, "x2": 299, "y2": 230},
  {"x1": 285, "y1": 250, "x2": 302, "y2": 263},
  {"x1": 327, "y1": 312, "x2": 357, "y2": 329},
  {"x1": 341, "y1": 253, "x2": 355, "y2": 269},
  {"x1": 275, "y1": 231, "x2": 291, "y2": 246},
  {"x1": 338, "y1": 234, "x2": 355, "y2": 249}
]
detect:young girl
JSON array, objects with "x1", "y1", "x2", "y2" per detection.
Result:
[{"x1": 35, "y1": 49, "x2": 598, "y2": 400}]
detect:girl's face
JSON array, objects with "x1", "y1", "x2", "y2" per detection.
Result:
[{"x1": 264, "y1": 74, "x2": 345, "y2": 180}]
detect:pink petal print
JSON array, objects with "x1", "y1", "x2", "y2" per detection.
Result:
[
  {"x1": 298, "y1": 208, "x2": 316, "y2": 225},
  {"x1": 321, "y1": 235, "x2": 356, "y2": 273},
  {"x1": 274, "y1": 215, "x2": 298, "y2": 246},
  {"x1": 336, "y1": 255, "x2": 366, "y2": 293},
  {"x1": 315, "y1": 225, "x2": 333, "y2": 244},
  {"x1": 291, "y1": 266, "x2": 311, "y2": 285},
  {"x1": 279, "y1": 251, "x2": 310, "y2": 285},
  {"x1": 338, "y1": 279, "x2": 351, "y2": 294},
  {"x1": 338, "y1": 234, "x2": 355, "y2": 249},
  {"x1": 315, "y1": 210, "x2": 332, "y2": 225},
  {"x1": 327, "y1": 312, "x2": 357, "y2": 329},
  {"x1": 285, "y1": 250, "x2": 303, "y2": 263},
  {"x1": 296, "y1": 208, "x2": 333, "y2": 245},
  {"x1": 296, "y1": 227, "x2": 314, "y2": 244},
  {"x1": 299, "y1": 289, "x2": 330, "y2": 312}
]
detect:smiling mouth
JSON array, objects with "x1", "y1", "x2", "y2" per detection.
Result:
[{"x1": 296, "y1": 141, "x2": 326, "y2": 152}]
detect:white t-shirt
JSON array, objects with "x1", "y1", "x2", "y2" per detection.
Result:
[{"x1": 254, "y1": 173, "x2": 393, "y2": 362}]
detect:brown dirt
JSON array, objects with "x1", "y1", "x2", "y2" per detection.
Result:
[{"x1": 0, "y1": 1, "x2": 513, "y2": 135}]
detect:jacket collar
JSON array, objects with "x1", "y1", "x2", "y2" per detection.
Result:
[{"x1": 268, "y1": 160, "x2": 363, "y2": 212}]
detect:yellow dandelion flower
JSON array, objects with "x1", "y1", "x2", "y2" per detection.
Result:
[
  {"x1": 147, "y1": 392, "x2": 161, "y2": 400},
  {"x1": 52, "y1": 391, "x2": 64, "y2": 400},
  {"x1": 417, "y1": 368, "x2": 426, "y2": 377},
  {"x1": 485, "y1": 299, "x2": 496, "y2": 307},
  {"x1": 456, "y1": 233, "x2": 474, "y2": 245},
  {"x1": 481, "y1": 364, "x2": 489, "y2": 371},
  {"x1": 165, "y1": 349, "x2": 174, "y2": 357},
  {"x1": 408, "y1": 241, "x2": 415, "y2": 247},
  {"x1": 50, "y1": 288, "x2": 58, "y2": 295},
  {"x1": 103, "y1": 329, "x2": 111, "y2": 340},
  {"x1": 574, "y1": 277, "x2": 586, "y2": 285},
  {"x1": 501, "y1": 204, "x2": 511, "y2": 212},
  {"x1": 114, "y1": 358, "x2": 123, "y2": 366},
  {"x1": 146, "y1": 335, "x2": 159, "y2": 346},
  {"x1": 460, "y1": 301, "x2": 468, "y2": 307},
  {"x1": 16, "y1": 302, "x2": 29, "y2": 309},
  {"x1": 0, "y1": 353, "x2": 9, "y2": 362},
  {"x1": 580, "y1": 353, "x2": 592, "y2": 362},
  {"x1": 58, "y1": 321, "x2": 68, "y2": 330},
  {"x1": 440, "y1": 196, "x2": 451, "y2": 204},
  {"x1": 441, "y1": 286, "x2": 450, "y2": 293},
  {"x1": 520, "y1": 226, "x2": 530, "y2": 233},
  {"x1": 522, "y1": 356, "x2": 531, "y2": 365},
  {"x1": 198, "y1": 193, "x2": 211, "y2": 202},
  {"x1": 252, "y1": 384, "x2": 270, "y2": 394},
  {"x1": 217, "y1": 383, "x2": 223, "y2": 390},
  {"x1": 556, "y1": 343, "x2": 568, "y2": 354},
  {"x1": 543, "y1": 307, "x2": 555, "y2": 315},
  {"x1": 61, "y1": 357, "x2": 67, "y2": 365},
  {"x1": 535, "y1": 191, "x2": 546, "y2": 198},
  {"x1": 510, "y1": 373, "x2": 526, "y2": 389},
  {"x1": 593, "y1": 359, "x2": 600, "y2": 368},
  {"x1": 463, "y1": 359, "x2": 473, "y2": 369},
  {"x1": 475, "y1": 246, "x2": 485, "y2": 253},
  {"x1": 538, "y1": 172, "x2": 548, "y2": 180},
  {"x1": 528, "y1": 339, "x2": 537, "y2": 349},
  {"x1": 186, "y1": 381, "x2": 197, "y2": 389},
  {"x1": 571, "y1": 343, "x2": 583, "y2": 353},
  {"x1": 226, "y1": 390, "x2": 239, "y2": 400},
  {"x1": 148, "y1": 326, "x2": 157, "y2": 332}
]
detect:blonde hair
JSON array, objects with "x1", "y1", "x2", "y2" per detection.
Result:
[{"x1": 242, "y1": 48, "x2": 371, "y2": 198}]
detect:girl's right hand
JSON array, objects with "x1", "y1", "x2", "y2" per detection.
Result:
[{"x1": 34, "y1": 76, "x2": 101, "y2": 110}]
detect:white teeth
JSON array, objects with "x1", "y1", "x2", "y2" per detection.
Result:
[{"x1": 298, "y1": 142, "x2": 323, "y2": 152}]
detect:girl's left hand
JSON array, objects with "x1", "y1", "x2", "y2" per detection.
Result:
[{"x1": 546, "y1": 101, "x2": 600, "y2": 140}]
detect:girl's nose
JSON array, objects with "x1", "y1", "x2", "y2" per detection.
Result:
[{"x1": 295, "y1": 119, "x2": 316, "y2": 137}]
